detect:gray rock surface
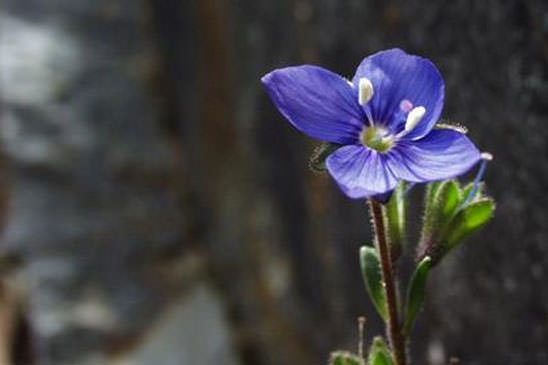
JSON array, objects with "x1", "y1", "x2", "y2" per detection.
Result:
[
  {"x1": 1, "y1": 1, "x2": 239, "y2": 364},
  {"x1": 116, "y1": 282, "x2": 239, "y2": 365}
]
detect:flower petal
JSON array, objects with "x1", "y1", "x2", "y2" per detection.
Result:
[
  {"x1": 326, "y1": 145, "x2": 398, "y2": 198},
  {"x1": 352, "y1": 49, "x2": 444, "y2": 139},
  {"x1": 262, "y1": 66, "x2": 364, "y2": 144},
  {"x1": 386, "y1": 129, "x2": 481, "y2": 182}
]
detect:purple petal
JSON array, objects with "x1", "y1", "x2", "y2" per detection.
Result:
[
  {"x1": 386, "y1": 129, "x2": 481, "y2": 182},
  {"x1": 262, "y1": 66, "x2": 364, "y2": 144},
  {"x1": 326, "y1": 145, "x2": 398, "y2": 198},
  {"x1": 352, "y1": 49, "x2": 444, "y2": 139}
]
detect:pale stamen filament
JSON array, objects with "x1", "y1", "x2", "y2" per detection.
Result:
[{"x1": 462, "y1": 152, "x2": 493, "y2": 205}]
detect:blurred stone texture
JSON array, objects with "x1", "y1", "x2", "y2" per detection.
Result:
[
  {"x1": 0, "y1": 0, "x2": 547, "y2": 364},
  {"x1": 0, "y1": 1, "x2": 239, "y2": 364}
]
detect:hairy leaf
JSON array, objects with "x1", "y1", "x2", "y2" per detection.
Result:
[
  {"x1": 445, "y1": 198, "x2": 495, "y2": 249},
  {"x1": 360, "y1": 246, "x2": 388, "y2": 321},
  {"x1": 385, "y1": 182, "x2": 406, "y2": 260},
  {"x1": 367, "y1": 337, "x2": 393, "y2": 365},
  {"x1": 329, "y1": 351, "x2": 363, "y2": 365},
  {"x1": 403, "y1": 256, "x2": 432, "y2": 337}
]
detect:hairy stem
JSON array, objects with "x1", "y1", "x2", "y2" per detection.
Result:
[{"x1": 369, "y1": 200, "x2": 407, "y2": 365}]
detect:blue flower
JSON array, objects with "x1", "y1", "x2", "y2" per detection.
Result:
[{"x1": 261, "y1": 49, "x2": 481, "y2": 199}]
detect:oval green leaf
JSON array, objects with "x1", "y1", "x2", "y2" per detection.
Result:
[
  {"x1": 359, "y1": 246, "x2": 388, "y2": 321},
  {"x1": 367, "y1": 337, "x2": 393, "y2": 365},
  {"x1": 445, "y1": 198, "x2": 495, "y2": 249},
  {"x1": 402, "y1": 256, "x2": 432, "y2": 337},
  {"x1": 385, "y1": 182, "x2": 406, "y2": 260}
]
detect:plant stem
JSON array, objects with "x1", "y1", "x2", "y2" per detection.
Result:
[{"x1": 368, "y1": 200, "x2": 406, "y2": 365}]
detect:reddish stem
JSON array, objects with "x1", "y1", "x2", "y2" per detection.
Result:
[{"x1": 369, "y1": 200, "x2": 406, "y2": 365}]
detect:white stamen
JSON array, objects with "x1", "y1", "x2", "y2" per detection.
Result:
[
  {"x1": 346, "y1": 79, "x2": 353, "y2": 87},
  {"x1": 358, "y1": 77, "x2": 374, "y2": 106},
  {"x1": 404, "y1": 106, "x2": 426, "y2": 133},
  {"x1": 481, "y1": 152, "x2": 493, "y2": 161}
]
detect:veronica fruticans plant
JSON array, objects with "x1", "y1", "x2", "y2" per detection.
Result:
[{"x1": 262, "y1": 49, "x2": 495, "y2": 365}]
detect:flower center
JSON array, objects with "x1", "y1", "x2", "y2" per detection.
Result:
[{"x1": 360, "y1": 126, "x2": 394, "y2": 152}]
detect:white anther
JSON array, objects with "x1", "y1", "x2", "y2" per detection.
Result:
[
  {"x1": 404, "y1": 106, "x2": 426, "y2": 133},
  {"x1": 480, "y1": 152, "x2": 493, "y2": 161},
  {"x1": 346, "y1": 79, "x2": 353, "y2": 87},
  {"x1": 358, "y1": 77, "x2": 374, "y2": 106}
]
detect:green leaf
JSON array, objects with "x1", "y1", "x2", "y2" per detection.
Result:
[
  {"x1": 360, "y1": 246, "x2": 388, "y2": 321},
  {"x1": 444, "y1": 198, "x2": 495, "y2": 250},
  {"x1": 309, "y1": 142, "x2": 341, "y2": 172},
  {"x1": 420, "y1": 180, "x2": 460, "y2": 250},
  {"x1": 402, "y1": 256, "x2": 432, "y2": 337},
  {"x1": 385, "y1": 182, "x2": 406, "y2": 260},
  {"x1": 424, "y1": 182, "x2": 442, "y2": 213},
  {"x1": 422, "y1": 181, "x2": 450, "y2": 236},
  {"x1": 461, "y1": 181, "x2": 485, "y2": 205},
  {"x1": 329, "y1": 351, "x2": 363, "y2": 365},
  {"x1": 439, "y1": 181, "x2": 461, "y2": 222},
  {"x1": 367, "y1": 337, "x2": 393, "y2": 365}
]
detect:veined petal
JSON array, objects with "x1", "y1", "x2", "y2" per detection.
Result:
[
  {"x1": 326, "y1": 145, "x2": 398, "y2": 198},
  {"x1": 262, "y1": 66, "x2": 363, "y2": 144},
  {"x1": 352, "y1": 49, "x2": 444, "y2": 139},
  {"x1": 386, "y1": 129, "x2": 481, "y2": 182}
]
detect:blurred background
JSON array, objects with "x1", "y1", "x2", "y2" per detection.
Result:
[{"x1": 0, "y1": 1, "x2": 547, "y2": 364}]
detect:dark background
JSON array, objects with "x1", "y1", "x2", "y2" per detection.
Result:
[{"x1": 0, "y1": 1, "x2": 547, "y2": 364}]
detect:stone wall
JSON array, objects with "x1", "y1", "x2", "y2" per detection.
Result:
[{"x1": 0, "y1": 0, "x2": 547, "y2": 364}]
